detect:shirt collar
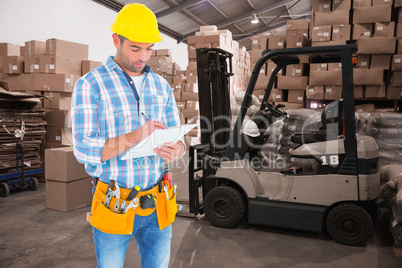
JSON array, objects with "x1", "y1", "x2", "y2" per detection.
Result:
[{"x1": 106, "y1": 56, "x2": 151, "y2": 76}]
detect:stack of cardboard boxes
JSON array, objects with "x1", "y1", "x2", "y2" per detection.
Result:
[
  {"x1": 177, "y1": 26, "x2": 251, "y2": 146},
  {"x1": 251, "y1": 18, "x2": 311, "y2": 110},
  {"x1": 388, "y1": 2, "x2": 402, "y2": 98},
  {"x1": 0, "y1": 39, "x2": 100, "y2": 211},
  {"x1": 45, "y1": 147, "x2": 92, "y2": 212}
]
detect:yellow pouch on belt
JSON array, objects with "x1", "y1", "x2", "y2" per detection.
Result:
[
  {"x1": 87, "y1": 180, "x2": 178, "y2": 234},
  {"x1": 156, "y1": 182, "x2": 179, "y2": 230},
  {"x1": 88, "y1": 181, "x2": 157, "y2": 235}
]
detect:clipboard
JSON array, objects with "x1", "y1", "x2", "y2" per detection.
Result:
[{"x1": 121, "y1": 124, "x2": 197, "y2": 160}]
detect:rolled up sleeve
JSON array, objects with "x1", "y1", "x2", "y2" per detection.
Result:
[{"x1": 71, "y1": 78, "x2": 107, "y2": 165}]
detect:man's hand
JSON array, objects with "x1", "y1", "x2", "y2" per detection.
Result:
[
  {"x1": 131, "y1": 120, "x2": 165, "y2": 144},
  {"x1": 153, "y1": 141, "x2": 184, "y2": 163}
]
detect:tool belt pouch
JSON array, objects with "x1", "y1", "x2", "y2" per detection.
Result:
[
  {"x1": 89, "y1": 187, "x2": 135, "y2": 235},
  {"x1": 156, "y1": 183, "x2": 178, "y2": 230}
]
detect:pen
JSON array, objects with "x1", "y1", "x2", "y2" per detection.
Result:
[{"x1": 141, "y1": 112, "x2": 152, "y2": 121}]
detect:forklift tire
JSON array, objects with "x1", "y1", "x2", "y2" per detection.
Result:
[
  {"x1": 326, "y1": 203, "x2": 374, "y2": 247},
  {"x1": 0, "y1": 182, "x2": 10, "y2": 198},
  {"x1": 29, "y1": 177, "x2": 39, "y2": 191},
  {"x1": 204, "y1": 186, "x2": 245, "y2": 228}
]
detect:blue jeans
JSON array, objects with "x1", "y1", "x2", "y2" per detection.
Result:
[{"x1": 93, "y1": 210, "x2": 172, "y2": 268}]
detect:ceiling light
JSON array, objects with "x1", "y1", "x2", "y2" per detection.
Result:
[{"x1": 251, "y1": 14, "x2": 259, "y2": 24}]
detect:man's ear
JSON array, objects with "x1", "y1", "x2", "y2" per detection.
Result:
[{"x1": 112, "y1": 33, "x2": 120, "y2": 48}]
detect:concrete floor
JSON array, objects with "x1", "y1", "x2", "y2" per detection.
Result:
[{"x1": 1, "y1": 155, "x2": 402, "y2": 268}]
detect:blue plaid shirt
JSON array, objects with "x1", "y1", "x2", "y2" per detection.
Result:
[{"x1": 71, "y1": 56, "x2": 182, "y2": 189}]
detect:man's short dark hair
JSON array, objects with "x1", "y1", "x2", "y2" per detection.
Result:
[{"x1": 118, "y1": 35, "x2": 128, "y2": 44}]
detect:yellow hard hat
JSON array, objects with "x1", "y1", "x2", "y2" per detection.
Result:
[{"x1": 110, "y1": 3, "x2": 162, "y2": 43}]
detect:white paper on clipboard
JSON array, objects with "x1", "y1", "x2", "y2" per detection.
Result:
[{"x1": 121, "y1": 124, "x2": 197, "y2": 160}]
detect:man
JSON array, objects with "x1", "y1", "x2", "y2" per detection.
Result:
[{"x1": 71, "y1": 3, "x2": 185, "y2": 267}]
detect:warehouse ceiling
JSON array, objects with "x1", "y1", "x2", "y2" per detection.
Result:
[{"x1": 93, "y1": 0, "x2": 312, "y2": 50}]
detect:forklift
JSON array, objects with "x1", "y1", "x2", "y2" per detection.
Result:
[{"x1": 188, "y1": 45, "x2": 380, "y2": 247}]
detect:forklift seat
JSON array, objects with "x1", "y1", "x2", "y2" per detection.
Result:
[{"x1": 291, "y1": 100, "x2": 343, "y2": 144}]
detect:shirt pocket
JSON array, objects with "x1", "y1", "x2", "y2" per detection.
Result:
[
  {"x1": 147, "y1": 94, "x2": 168, "y2": 122},
  {"x1": 100, "y1": 101, "x2": 128, "y2": 137}
]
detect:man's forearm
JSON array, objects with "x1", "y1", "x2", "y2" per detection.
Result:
[{"x1": 100, "y1": 131, "x2": 140, "y2": 162}]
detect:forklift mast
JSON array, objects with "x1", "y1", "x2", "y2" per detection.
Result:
[{"x1": 195, "y1": 48, "x2": 234, "y2": 156}]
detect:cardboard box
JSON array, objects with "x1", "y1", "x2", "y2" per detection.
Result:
[
  {"x1": 186, "y1": 100, "x2": 199, "y2": 110},
  {"x1": 357, "y1": 37, "x2": 396, "y2": 54},
  {"x1": 309, "y1": 71, "x2": 342, "y2": 86},
  {"x1": 286, "y1": 35, "x2": 309, "y2": 48},
  {"x1": 355, "y1": 103, "x2": 375, "y2": 112},
  {"x1": 357, "y1": 54, "x2": 370, "y2": 69},
  {"x1": 271, "y1": 89, "x2": 284, "y2": 102},
  {"x1": 0, "y1": 43, "x2": 20, "y2": 56},
  {"x1": 253, "y1": 89, "x2": 266, "y2": 102},
  {"x1": 328, "y1": 62, "x2": 342, "y2": 71},
  {"x1": 373, "y1": 22, "x2": 395, "y2": 38},
  {"x1": 25, "y1": 40, "x2": 46, "y2": 56},
  {"x1": 267, "y1": 61, "x2": 284, "y2": 76},
  {"x1": 45, "y1": 147, "x2": 88, "y2": 181},
  {"x1": 251, "y1": 49, "x2": 265, "y2": 63},
  {"x1": 24, "y1": 55, "x2": 41, "y2": 73},
  {"x1": 353, "y1": 69, "x2": 384, "y2": 85},
  {"x1": 306, "y1": 85, "x2": 325, "y2": 99},
  {"x1": 176, "y1": 101, "x2": 186, "y2": 110},
  {"x1": 312, "y1": 26, "x2": 332, "y2": 42},
  {"x1": 353, "y1": 6, "x2": 391, "y2": 24},
  {"x1": 3, "y1": 56, "x2": 24, "y2": 74},
  {"x1": 274, "y1": 102, "x2": 304, "y2": 110},
  {"x1": 372, "y1": 0, "x2": 393, "y2": 6},
  {"x1": 156, "y1": 49, "x2": 171, "y2": 56},
  {"x1": 352, "y1": 24, "x2": 373, "y2": 39},
  {"x1": 310, "y1": 63, "x2": 328, "y2": 71},
  {"x1": 286, "y1": 19, "x2": 310, "y2": 30},
  {"x1": 46, "y1": 39, "x2": 88, "y2": 60},
  {"x1": 332, "y1": 0, "x2": 351, "y2": 10},
  {"x1": 277, "y1": 76, "x2": 308, "y2": 90},
  {"x1": 46, "y1": 126, "x2": 73, "y2": 145},
  {"x1": 314, "y1": 10, "x2": 350, "y2": 26},
  {"x1": 46, "y1": 177, "x2": 92, "y2": 212},
  {"x1": 33, "y1": 73, "x2": 80, "y2": 92},
  {"x1": 286, "y1": 64, "x2": 309, "y2": 76},
  {"x1": 353, "y1": 0, "x2": 371, "y2": 8},
  {"x1": 288, "y1": 90, "x2": 305, "y2": 103},
  {"x1": 6, "y1": 74, "x2": 34, "y2": 90},
  {"x1": 324, "y1": 86, "x2": 343, "y2": 99},
  {"x1": 365, "y1": 83, "x2": 386, "y2": 98},
  {"x1": 396, "y1": 0, "x2": 402, "y2": 7},
  {"x1": 81, "y1": 60, "x2": 102, "y2": 75},
  {"x1": 354, "y1": 85, "x2": 364, "y2": 98},
  {"x1": 370, "y1": 54, "x2": 391, "y2": 69},
  {"x1": 39, "y1": 55, "x2": 82, "y2": 76},
  {"x1": 251, "y1": 36, "x2": 268, "y2": 50},
  {"x1": 386, "y1": 84, "x2": 402, "y2": 99},
  {"x1": 43, "y1": 92, "x2": 72, "y2": 110},
  {"x1": 397, "y1": 23, "x2": 402, "y2": 38},
  {"x1": 188, "y1": 35, "x2": 204, "y2": 45},
  {"x1": 181, "y1": 92, "x2": 198, "y2": 101},
  {"x1": 391, "y1": 71, "x2": 402, "y2": 86},
  {"x1": 313, "y1": 0, "x2": 332, "y2": 12},
  {"x1": 392, "y1": 55, "x2": 402, "y2": 71},
  {"x1": 268, "y1": 35, "x2": 286, "y2": 49},
  {"x1": 255, "y1": 75, "x2": 270, "y2": 90},
  {"x1": 45, "y1": 110, "x2": 71, "y2": 127},
  {"x1": 332, "y1": 25, "x2": 351, "y2": 41},
  {"x1": 398, "y1": 39, "x2": 402, "y2": 54},
  {"x1": 182, "y1": 108, "x2": 199, "y2": 119},
  {"x1": 173, "y1": 91, "x2": 181, "y2": 101},
  {"x1": 311, "y1": 40, "x2": 347, "y2": 46}
]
